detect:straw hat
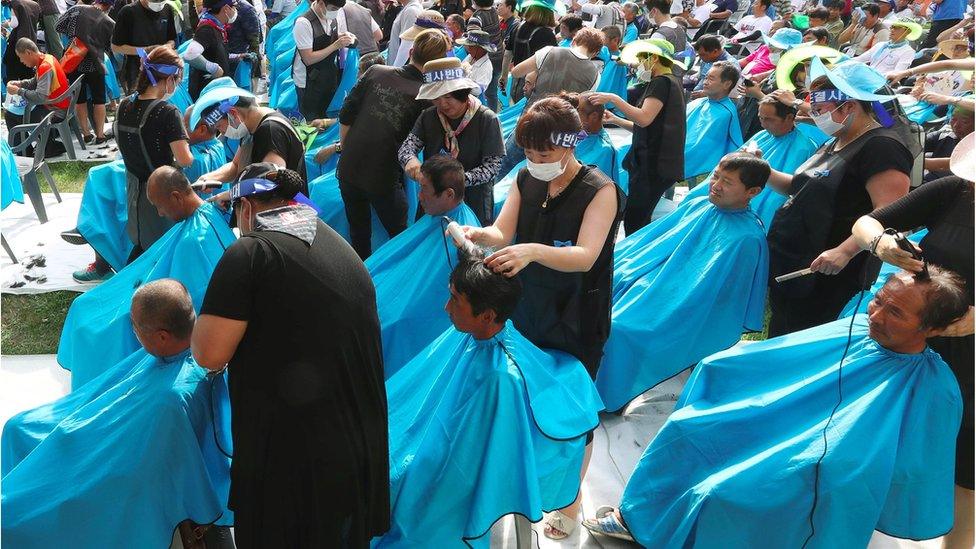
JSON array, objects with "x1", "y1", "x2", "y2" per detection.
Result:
[
  {"x1": 937, "y1": 38, "x2": 970, "y2": 59},
  {"x1": 620, "y1": 38, "x2": 687, "y2": 70},
  {"x1": 889, "y1": 19, "x2": 924, "y2": 41},
  {"x1": 416, "y1": 57, "x2": 480, "y2": 100},
  {"x1": 950, "y1": 133, "x2": 975, "y2": 182},
  {"x1": 400, "y1": 10, "x2": 446, "y2": 41}
]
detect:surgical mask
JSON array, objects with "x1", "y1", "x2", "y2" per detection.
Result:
[
  {"x1": 227, "y1": 8, "x2": 238, "y2": 23},
  {"x1": 162, "y1": 77, "x2": 176, "y2": 99},
  {"x1": 811, "y1": 104, "x2": 852, "y2": 136},
  {"x1": 526, "y1": 151, "x2": 569, "y2": 181},
  {"x1": 147, "y1": 1, "x2": 165, "y2": 11},
  {"x1": 224, "y1": 114, "x2": 249, "y2": 139},
  {"x1": 636, "y1": 58, "x2": 655, "y2": 82},
  {"x1": 325, "y1": 8, "x2": 339, "y2": 19}
]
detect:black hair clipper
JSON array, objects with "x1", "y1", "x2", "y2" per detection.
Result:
[{"x1": 893, "y1": 231, "x2": 929, "y2": 280}]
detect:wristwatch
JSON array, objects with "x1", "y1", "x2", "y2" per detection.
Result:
[
  {"x1": 791, "y1": 98, "x2": 803, "y2": 110},
  {"x1": 333, "y1": 141, "x2": 342, "y2": 153}
]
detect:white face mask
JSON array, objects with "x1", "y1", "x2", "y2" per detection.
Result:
[
  {"x1": 162, "y1": 77, "x2": 176, "y2": 99},
  {"x1": 769, "y1": 50, "x2": 782, "y2": 63},
  {"x1": 526, "y1": 150, "x2": 569, "y2": 181},
  {"x1": 636, "y1": 58, "x2": 655, "y2": 82},
  {"x1": 146, "y1": 1, "x2": 165, "y2": 11},
  {"x1": 224, "y1": 113, "x2": 250, "y2": 139},
  {"x1": 324, "y1": 7, "x2": 339, "y2": 19},
  {"x1": 811, "y1": 103, "x2": 852, "y2": 136},
  {"x1": 227, "y1": 8, "x2": 238, "y2": 23}
]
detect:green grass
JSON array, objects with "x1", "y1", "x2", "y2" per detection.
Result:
[
  {"x1": 2, "y1": 291, "x2": 80, "y2": 355},
  {"x1": 47, "y1": 160, "x2": 108, "y2": 194}
]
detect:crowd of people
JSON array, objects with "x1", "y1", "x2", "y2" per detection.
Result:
[{"x1": 0, "y1": 0, "x2": 974, "y2": 545}]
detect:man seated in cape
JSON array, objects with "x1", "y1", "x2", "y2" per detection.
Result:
[
  {"x1": 494, "y1": 91, "x2": 624, "y2": 216},
  {"x1": 684, "y1": 61, "x2": 744, "y2": 179},
  {"x1": 366, "y1": 155, "x2": 482, "y2": 379},
  {"x1": 59, "y1": 166, "x2": 236, "y2": 390},
  {"x1": 595, "y1": 152, "x2": 769, "y2": 413},
  {"x1": 66, "y1": 109, "x2": 231, "y2": 276},
  {"x1": 1, "y1": 279, "x2": 233, "y2": 549},
  {"x1": 583, "y1": 267, "x2": 969, "y2": 548},
  {"x1": 375, "y1": 256, "x2": 603, "y2": 548},
  {"x1": 680, "y1": 96, "x2": 820, "y2": 230}
]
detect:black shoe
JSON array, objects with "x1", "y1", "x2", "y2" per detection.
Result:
[
  {"x1": 94, "y1": 136, "x2": 110, "y2": 147},
  {"x1": 60, "y1": 228, "x2": 87, "y2": 245}
]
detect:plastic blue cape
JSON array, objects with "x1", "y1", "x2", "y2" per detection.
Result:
[
  {"x1": 595, "y1": 58, "x2": 628, "y2": 100},
  {"x1": 839, "y1": 230, "x2": 927, "y2": 318},
  {"x1": 682, "y1": 128, "x2": 819, "y2": 230},
  {"x1": 1, "y1": 350, "x2": 233, "y2": 548},
  {"x1": 104, "y1": 53, "x2": 122, "y2": 100},
  {"x1": 76, "y1": 160, "x2": 132, "y2": 270},
  {"x1": 493, "y1": 130, "x2": 626, "y2": 217},
  {"x1": 233, "y1": 58, "x2": 252, "y2": 91},
  {"x1": 620, "y1": 316, "x2": 961, "y2": 548},
  {"x1": 2, "y1": 139, "x2": 24, "y2": 210},
  {"x1": 795, "y1": 120, "x2": 833, "y2": 147},
  {"x1": 374, "y1": 322, "x2": 603, "y2": 548},
  {"x1": 307, "y1": 169, "x2": 391, "y2": 250},
  {"x1": 498, "y1": 97, "x2": 527, "y2": 139},
  {"x1": 184, "y1": 138, "x2": 228, "y2": 183},
  {"x1": 167, "y1": 41, "x2": 194, "y2": 114},
  {"x1": 596, "y1": 196, "x2": 768, "y2": 412},
  {"x1": 366, "y1": 203, "x2": 482, "y2": 379},
  {"x1": 274, "y1": 47, "x2": 360, "y2": 118},
  {"x1": 623, "y1": 23, "x2": 638, "y2": 44},
  {"x1": 59, "y1": 203, "x2": 235, "y2": 389},
  {"x1": 684, "y1": 96, "x2": 743, "y2": 179},
  {"x1": 267, "y1": 2, "x2": 308, "y2": 104}
]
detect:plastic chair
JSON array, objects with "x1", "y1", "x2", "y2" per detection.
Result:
[
  {"x1": 23, "y1": 76, "x2": 88, "y2": 160},
  {"x1": 8, "y1": 112, "x2": 62, "y2": 223},
  {"x1": 2, "y1": 234, "x2": 16, "y2": 263}
]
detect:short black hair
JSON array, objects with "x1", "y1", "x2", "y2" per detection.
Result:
[
  {"x1": 601, "y1": 24, "x2": 623, "y2": 42},
  {"x1": 449, "y1": 88, "x2": 473, "y2": 101},
  {"x1": 757, "y1": 0, "x2": 771, "y2": 7},
  {"x1": 861, "y1": 2, "x2": 880, "y2": 15},
  {"x1": 695, "y1": 34, "x2": 723, "y2": 51},
  {"x1": 716, "y1": 152, "x2": 771, "y2": 190},
  {"x1": 449, "y1": 255, "x2": 522, "y2": 323},
  {"x1": 560, "y1": 14, "x2": 584, "y2": 32},
  {"x1": 804, "y1": 26, "x2": 830, "y2": 42},
  {"x1": 644, "y1": 0, "x2": 670, "y2": 13},
  {"x1": 237, "y1": 166, "x2": 305, "y2": 203},
  {"x1": 473, "y1": 0, "x2": 492, "y2": 7},
  {"x1": 808, "y1": 7, "x2": 829, "y2": 19},
  {"x1": 824, "y1": 0, "x2": 844, "y2": 9},
  {"x1": 712, "y1": 61, "x2": 740, "y2": 91},
  {"x1": 421, "y1": 155, "x2": 466, "y2": 200},
  {"x1": 879, "y1": 267, "x2": 970, "y2": 330},
  {"x1": 759, "y1": 95, "x2": 797, "y2": 118},
  {"x1": 504, "y1": 0, "x2": 516, "y2": 9}
]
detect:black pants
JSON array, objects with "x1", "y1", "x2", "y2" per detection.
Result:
[
  {"x1": 340, "y1": 182, "x2": 408, "y2": 260},
  {"x1": 624, "y1": 163, "x2": 674, "y2": 236},
  {"x1": 921, "y1": 18, "x2": 962, "y2": 49},
  {"x1": 767, "y1": 279, "x2": 858, "y2": 338},
  {"x1": 464, "y1": 182, "x2": 495, "y2": 228},
  {"x1": 125, "y1": 243, "x2": 146, "y2": 266}
]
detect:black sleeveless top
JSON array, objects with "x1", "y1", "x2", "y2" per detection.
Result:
[{"x1": 511, "y1": 165, "x2": 623, "y2": 375}]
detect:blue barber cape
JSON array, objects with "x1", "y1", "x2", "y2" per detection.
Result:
[
  {"x1": 596, "y1": 196, "x2": 767, "y2": 412},
  {"x1": 267, "y1": 2, "x2": 308, "y2": 105},
  {"x1": 684, "y1": 96, "x2": 743, "y2": 179},
  {"x1": 366, "y1": 203, "x2": 482, "y2": 379},
  {"x1": 184, "y1": 138, "x2": 228, "y2": 183},
  {"x1": 682, "y1": 127, "x2": 819, "y2": 230},
  {"x1": 274, "y1": 48, "x2": 360, "y2": 118},
  {"x1": 498, "y1": 97, "x2": 527, "y2": 139},
  {"x1": 494, "y1": 130, "x2": 625, "y2": 217},
  {"x1": 76, "y1": 160, "x2": 131, "y2": 270},
  {"x1": 621, "y1": 316, "x2": 961, "y2": 548},
  {"x1": 305, "y1": 124, "x2": 341, "y2": 181},
  {"x1": 1, "y1": 350, "x2": 232, "y2": 548},
  {"x1": 59, "y1": 203, "x2": 235, "y2": 390},
  {"x1": 308, "y1": 170, "x2": 391, "y2": 250},
  {"x1": 2, "y1": 139, "x2": 24, "y2": 209},
  {"x1": 595, "y1": 57, "x2": 629, "y2": 101},
  {"x1": 374, "y1": 322, "x2": 603, "y2": 548}
]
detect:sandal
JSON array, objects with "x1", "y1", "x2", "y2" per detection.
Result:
[
  {"x1": 581, "y1": 506, "x2": 635, "y2": 542},
  {"x1": 543, "y1": 509, "x2": 578, "y2": 540}
]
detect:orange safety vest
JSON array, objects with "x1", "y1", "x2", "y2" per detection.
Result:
[{"x1": 37, "y1": 54, "x2": 70, "y2": 111}]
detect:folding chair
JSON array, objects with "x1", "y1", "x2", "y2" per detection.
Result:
[
  {"x1": 23, "y1": 77, "x2": 88, "y2": 160},
  {"x1": 2, "y1": 234, "x2": 16, "y2": 264},
  {"x1": 8, "y1": 112, "x2": 62, "y2": 223}
]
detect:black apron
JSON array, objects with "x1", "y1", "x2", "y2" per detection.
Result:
[
  {"x1": 294, "y1": 10, "x2": 341, "y2": 121},
  {"x1": 114, "y1": 98, "x2": 175, "y2": 251},
  {"x1": 511, "y1": 166, "x2": 623, "y2": 377}
]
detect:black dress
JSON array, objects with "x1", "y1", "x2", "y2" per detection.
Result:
[
  {"x1": 200, "y1": 215, "x2": 390, "y2": 547},
  {"x1": 870, "y1": 176, "x2": 975, "y2": 490}
]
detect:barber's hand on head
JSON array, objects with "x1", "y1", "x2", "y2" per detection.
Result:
[
  {"x1": 873, "y1": 233, "x2": 926, "y2": 272},
  {"x1": 587, "y1": 92, "x2": 617, "y2": 106},
  {"x1": 485, "y1": 244, "x2": 535, "y2": 278},
  {"x1": 768, "y1": 88, "x2": 796, "y2": 106},
  {"x1": 809, "y1": 246, "x2": 854, "y2": 276},
  {"x1": 940, "y1": 306, "x2": 975, "y2": 337},
  {"x1": 404, "y1": 158, "x2": 423, "y2": 182}
]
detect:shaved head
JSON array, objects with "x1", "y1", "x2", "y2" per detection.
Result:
[{"x1": 131, "y1": 279, "x2": 196, "y2": 340}]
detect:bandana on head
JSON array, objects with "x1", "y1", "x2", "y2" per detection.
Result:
[
  {"x1": 424, "y1": 67, "x2": 466, "y2": 83},
  {"x1": 809, "y1": 88, "x2": 852, "y2": 104},
  {"x1": 136, "y1": 48, "x2": 180, "y2": 87},
  {"x1": 551, "y1": 130, "x2": 588, "y2": 148}
]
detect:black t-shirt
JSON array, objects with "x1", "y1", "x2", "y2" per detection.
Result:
[
  {"x1": 112, "y1": 2, "x2": 178, "y2": 82},
  {"x1": 199, "y1": 220, "x2": 390, "y2": 535},
  {"x1": 633, "y1": 76, "x2": 671, "y2": 161},
  {"x1": 36, "y1": 0, "x2": 58, "y2": 17},
  {"x1": 506, "y1": 22, "x2": 557, "y2": 66},
  {"x1": 412, "y1": 105, "x2": 505, "y2": 174},
  {"x1": 188, "y1": 24, "x2": 229, "y2": 99},
  {"x1": 115, "y1": 98, "x2": 188, "y2": 181},
  {"x1": 250, "y1": 113, "x2": 308, "y2": 186}
]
